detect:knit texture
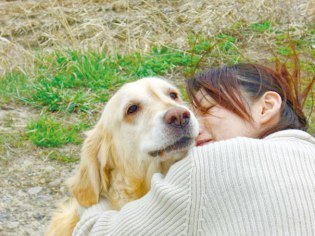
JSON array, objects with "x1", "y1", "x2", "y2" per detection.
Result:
[{"x1": 73, "y1": 130, "x2": 315, "y2": 236}]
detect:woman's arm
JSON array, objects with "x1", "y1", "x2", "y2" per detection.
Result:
[{"x1": 73, "y1": 155, "x2": 195, "y2": 236}]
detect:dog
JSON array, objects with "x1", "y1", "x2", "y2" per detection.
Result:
[{"x1": 46, "y1": 77, "x2": 199, "y2": 236}]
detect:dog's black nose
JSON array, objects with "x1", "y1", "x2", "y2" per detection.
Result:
[{"x1": 164, "y1": 107, "x2": 190, "y2": 128}]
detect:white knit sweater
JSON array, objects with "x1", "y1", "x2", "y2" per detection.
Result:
[{"x1": 73, "y1": 130, "x2": 315, "y2": 236}]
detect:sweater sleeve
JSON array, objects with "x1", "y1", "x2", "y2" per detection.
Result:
[{"x1": 73, "y1": 154, "x2": 194, "y2": 236}]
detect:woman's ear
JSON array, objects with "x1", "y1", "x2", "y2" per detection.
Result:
[{"x1": 253, "y1": 91, "x2": 282, "y2": 126}]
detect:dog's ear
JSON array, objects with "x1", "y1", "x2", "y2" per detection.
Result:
[{"x1": 67, "y1": 125, "x2": 108, "y2": 207}]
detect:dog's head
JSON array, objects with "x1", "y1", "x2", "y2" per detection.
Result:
[{"x1": 68, "y1": 77, "x2": 199, "y2": 207}]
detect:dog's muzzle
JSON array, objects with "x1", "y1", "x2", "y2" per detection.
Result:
[{"x1": 148, "y1": 107, "x2": 195, "y2": 157}]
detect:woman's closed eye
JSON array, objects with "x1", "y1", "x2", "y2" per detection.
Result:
[{"x1": 197, "y1": 105, "x2": 216, "y2": 115}]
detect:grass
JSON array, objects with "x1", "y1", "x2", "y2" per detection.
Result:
[
  {"x1": 26, "y1": 115, "x2": 88, "y2": 148},
  {"x1": 250, "y1": 21, "x2": 273, "y2": 33},
  {"x1": 47, "y1": 150, "x2": 79, "y2": 163},
  {"x1": 0, "y1": 73, "x2": 29, "y2": 104},
  {"x1": 0, "y1": 20, "x2": 314, "y2": 162}
]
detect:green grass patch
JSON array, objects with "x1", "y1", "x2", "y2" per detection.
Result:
[
  {"x1": 2, "y1": 47, "x2": 201, "y2": 113},
  {"x1": 0, "y1": 73, "x2": 30, "y2": 105},
  {"x1": 250, "y1": 21, "x2": 273, "y2": 32},
  {"x1": 117, "y1": 47, "x2": 195, "y2": 77},
  {"x1": 26, "y1": 116, "x2": 88, "y2": 147},
  {"x1": 277, "y1": 45, "x2": 294, "y2": 56}
]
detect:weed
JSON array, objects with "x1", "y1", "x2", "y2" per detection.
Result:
[
  {"x1": 277, "y1": 45, "x2": 294, "y2": 56},
  {"x1": 0, "y1": 73, "x2": 30, "y2": 104},
  {"x1": 250, "y1": 21, "x2": 273, "y2": 32},
  {"x1": 26, "y1": 115, "x2": 87, "y2": 147},
  {"x1": 48, "y1": 151, "x2": 79, "y2": 163}
]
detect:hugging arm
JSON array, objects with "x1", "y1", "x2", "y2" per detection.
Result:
[{"x1": 73, "y1": 156, "x2": 194, "y2": 236}]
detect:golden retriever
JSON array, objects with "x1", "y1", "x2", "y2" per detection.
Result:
[{"x1": 46, "y1": 77, "x2": 199, "y2": 236}]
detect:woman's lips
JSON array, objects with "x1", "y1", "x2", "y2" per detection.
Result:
[
  {"x1": 196, "y1": 138, "x2": 213, "y2": 146},
  {"x1": 195, "y1": 130, "x2": 213, "y2": 146}
]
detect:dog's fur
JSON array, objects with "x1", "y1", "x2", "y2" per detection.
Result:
[{"x1": 46, "y1": 77, "x2": 199, "y2": 236}]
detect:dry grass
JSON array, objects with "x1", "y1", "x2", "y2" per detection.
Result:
[{"x1": 1, "y1": 0, "x2": 314, "y2": 75}]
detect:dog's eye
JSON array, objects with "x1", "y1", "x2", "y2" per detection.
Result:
[
  {"x1": 127, "y1": 104, "x2": 138, "y2": 114},
  {"x1": 169, "y1": 92, "x2": 178, "y2": 100}
]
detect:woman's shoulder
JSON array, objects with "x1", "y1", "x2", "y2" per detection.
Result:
[
  {"x1": 264, "y1": 129, "x2": 315, "y2": 144},
  {"x1": 186, "y1": 129, "x2": 315, "y2": 191},
  {"x1": 193, "y1": 129, "x2": 314, "y2": 152},
  {"x1": 188, "y1": 129, "x2": 314, "y2": 169}
]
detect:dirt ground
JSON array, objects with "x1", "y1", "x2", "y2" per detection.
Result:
[{"x1": 0, "y1": 0, "x2": 314, "y2": 235}]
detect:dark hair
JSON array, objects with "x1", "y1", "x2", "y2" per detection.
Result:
[{"x1": 186, "y1": 59, "x2": 314, "y2": 138}]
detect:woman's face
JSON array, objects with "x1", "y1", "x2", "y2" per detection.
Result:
[{"x1": 194, "y1": 91, "x2": 260, "y2": 145}]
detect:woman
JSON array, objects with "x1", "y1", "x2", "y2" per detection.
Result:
[{"x1": 73, "y1": 61, "x2": 314, "y2": 235}]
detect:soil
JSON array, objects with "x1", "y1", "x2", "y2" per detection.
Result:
[{"x1": 0, "y1": 107, "x2": 79, "y2": 235}]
